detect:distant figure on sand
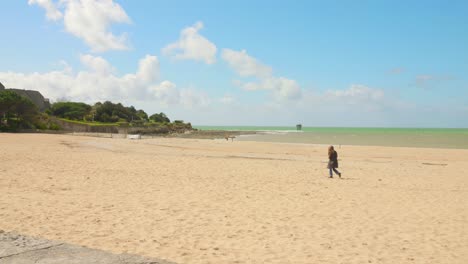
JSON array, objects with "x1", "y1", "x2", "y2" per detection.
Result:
[
  {"x1": 328, "y1": 146, "x2": 341, "y2": 178},
  {"x1": 225, "y1": 134, "x2": 236, "y2": 142}
]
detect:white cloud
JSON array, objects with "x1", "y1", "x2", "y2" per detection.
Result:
[
  {"x1": 174, "y1": 85, "x2": 391, "y2": 126},
  {"x1": 0, "y1": 54, "x2": 209, "y2": 110},
  {"x1": 30, "y1": 0, "x2": 131, "y2": 52},
  {"x1": 162, "y1": 21, "x2": 217, "y2": 64},
  {"x1": 0, "y1": 55, "x2": 152, "y2": 102},
  {"x1": 220, "y1": 94, "x2": 235, "y2": 104},
  {"x1": 148, "y1": 81, "x2": 180, "y2": 105},
  {"x1": 135, "y1": 55, "x2": 159, "y2": 83},
  {"x1": 271, "y1": 78, "x2": 301, "y2": 100},
  {"x1": 64, "y1": 0, "x2": 131, "y2": 52},
  {"x1": 149, "y1": 82, "x2": 210, "y2": 109},
  {"x1": 326, "y1": 84, "x2": 385, "y2": 102},
  {"x1": 317, "y1": 84, "x2": 391, "y2": 113},
  {"x1": 223, "y1": 49, "x2": 301, "y2": 100},
  {"x1": 241, "y1": 77, "x2": 301, "y2": 100},
  {"x1": 80, "y1": 54, "x2": 115, "y2": 75},
  {"x1": 28, "y1": 0, "x2": 63, "y2": 21},
  {"x1": 180, "y1": 89, "x2": 211, "y2": 108},
  {"x1": 221, "y1": 49, "x2": 272, "y2": 78},
  {"x1": 298, "y1": 84, "x2": 392, "y2": 115}
]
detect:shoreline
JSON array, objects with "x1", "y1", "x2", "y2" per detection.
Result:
[
  {"x1": 180, "y1": 129, "x2": 468, "y2": 149},
  {"x1": 4, "y1": 128, "x2": 468, "y2": 149},
  {"x1": 3, "y1": 128, "x2": 468, "y2": 149}
]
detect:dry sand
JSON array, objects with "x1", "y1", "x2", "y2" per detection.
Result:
[{"x1": 1, "y1": 133, "x2": 467, "y2": 264}]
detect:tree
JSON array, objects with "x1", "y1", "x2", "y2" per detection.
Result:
[
  {"x1": 0, "y1": 90, "x2": 39, "y2": 130},
  {"x1": 15, "y1": 98, "x2": 38, "y2": 121},
  {"x1": 0, "y1": 90, "x2": 19, "y2": 119},
  {"x1": 149, "y1": 112, "x2": 170, "y2": 123},
  {"x1": 93, "y1": 101, "x2": 148, "y2": 123},
  {"x1": 50, "y1": 102, "x2": 91, "y2": 120},
  {"x1": 136, "y1": 109, "x2": 148, "y2": 120}
]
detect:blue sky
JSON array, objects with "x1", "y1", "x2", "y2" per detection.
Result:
[{"x1": 1, "y1": 0, "x2": 467, "y2": 127}]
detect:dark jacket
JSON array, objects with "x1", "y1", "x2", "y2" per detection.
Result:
[{"x1": 328, "y1": 151, "x2": 339, "y2": 168}]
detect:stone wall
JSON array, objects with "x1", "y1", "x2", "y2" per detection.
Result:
[
  {"x1": 50, "y1": 117, "x2": 195, "y2": 136},
  {"x1": 53, "y1": 118, "x2": 120, "y2": 133}
]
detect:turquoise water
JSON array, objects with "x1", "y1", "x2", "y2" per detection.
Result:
[
  {"x1": 194, "y1": 126, "x2": 468, "y2": 149},
  {"x1": 195, "y1": 126, "x2": 468, "y2": 134}
]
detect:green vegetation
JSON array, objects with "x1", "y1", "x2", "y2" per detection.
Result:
[
  {"x1": 0, "y1": 90, "x2": 62, "y2": 132},
  {"x1": 1, "y1": 90, "x2": 192, "y2": 133},
  {"x1": 47, "y1": 100, "x2": 192, "y2": 133},
  {"x1": 49, "y1": 101, "x2": 149, "y2": 123},
  {"x1": 49, "y1": 100, "x2": 180, "y2": 126},
  {"x1": 0, "y1": 90, "x2": 41, "y2": 131},
  {"x1": 51, "y1": 102, "x2": 91, "y2": 120},
  {"x1": 93, "y1": 101, "x2": 148, "y2": 123},
  {"x1": 149, "y1": 112, "x2": 170, "y2": 123},
  {"x1": 56, "y1": 118, "x2": 118, "y2": 126}
]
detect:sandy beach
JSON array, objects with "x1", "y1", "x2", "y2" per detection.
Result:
[{"x1": 1, "y1": 133, "x2": 467, "y2": 264}]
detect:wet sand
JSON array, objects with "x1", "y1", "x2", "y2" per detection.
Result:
[{"x1": 1, "y1": 133, "x2": 467, "y2": 263}]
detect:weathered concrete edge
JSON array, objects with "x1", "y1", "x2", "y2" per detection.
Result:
[{"x1": 0, "y1": 231, "x2": 177, "y2": 264}]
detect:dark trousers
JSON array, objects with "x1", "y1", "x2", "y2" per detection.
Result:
[{"x1": 329, "y1": 167, "x2": 340, "y2": 176}]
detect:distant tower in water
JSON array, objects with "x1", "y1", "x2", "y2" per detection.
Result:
[{"x1": 296, "y1": 124, "x2": 302, "y2": 130}]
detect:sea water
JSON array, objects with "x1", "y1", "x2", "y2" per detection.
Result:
[{"x1": 194, "y1": 126, "x2": 468, "y2": 149}]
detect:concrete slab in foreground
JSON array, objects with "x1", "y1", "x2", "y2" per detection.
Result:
[{"x1": 0, "y1": 230, "x2": 176, "y2": 264}]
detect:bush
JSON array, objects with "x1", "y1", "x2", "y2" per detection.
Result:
[
  {"x1": 93, "y1": 101, "x2": 148, "y2": 123},
  {"x1": 149, "y1": 112, "x2": 170, "y2": 123},
  {"x1": 51, "y1": 102, "x2": 91, "y2": 120},
  {"x1": 0, "y1": 90, "x2": 39, "y2": 131},
  {"x1": 34, "y1": 121, "x2": 48, "y2": 130},
  {"x1": 131, "y1": 120, "x2": 145, "y2": 127},
  {"x1": 49, "y1": 123, "x2": 60, "y2": 130}
]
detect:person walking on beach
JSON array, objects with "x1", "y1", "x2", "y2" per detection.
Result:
[{"x1": 328, "y1": 145, "x2": 341, "y2": 178}]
